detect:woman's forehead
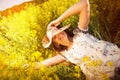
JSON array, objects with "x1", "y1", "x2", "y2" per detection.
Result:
[{"x1": 54, "y1": 31, "x2": 66, "y2": 37}]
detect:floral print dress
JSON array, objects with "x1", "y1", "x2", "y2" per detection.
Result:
[{"x1": 62, "y1": 28, "x2": 120, "y2": 80}]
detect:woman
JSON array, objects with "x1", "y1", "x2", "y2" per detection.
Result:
[
  {"x1": 41, "y1": 25, "x2": 120, "y2": 80},
  {"x1": 40, "y1": 0, "x2": 120, "y2": 79}
]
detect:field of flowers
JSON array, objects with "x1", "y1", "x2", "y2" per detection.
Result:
[{"x1": 0, "y1": 0, "x2": 120, "y2": 80}]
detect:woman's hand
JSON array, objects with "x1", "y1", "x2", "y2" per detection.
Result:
[
  {"x1": 35, "y1": 62, "x2": 41, "y2": 70},
  {"x1": 47, "y1": 19, "x2": 61, "y2": 29}
]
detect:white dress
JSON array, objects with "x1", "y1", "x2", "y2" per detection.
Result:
[{"x1": 62, "y1": 28, "x2": 120, "y2": 80}]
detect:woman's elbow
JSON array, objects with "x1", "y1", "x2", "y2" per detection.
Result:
[{"x1": 78, "y1": 0, "x2": 89, "y2": 7}]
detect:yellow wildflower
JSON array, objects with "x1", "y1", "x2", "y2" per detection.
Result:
[
  {"x1": 107, "y1": 61, "x2": 113, "y2": 67},
  {"x1": 82, "y1": 56, "x2": 91, "y2": 62},
  {"x1": 87, "y1": 59, "x2": 102, "y2": 66},
  {"x1": 73, "y1": 73, "x2": 80, "y2": 78},
  {"x1": 74, "y1": 65, "x2": 80, "y2": 71},
  {"x1": 101, "y1": 73, "x2": 110, "y2": 80}
]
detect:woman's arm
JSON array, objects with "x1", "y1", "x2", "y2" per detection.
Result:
[
  {"x1": 57, "y1": 0, "x2": 89, "y2": 23},
  {"x1": 48, "y1": 0, "x2": 90, "y2": 30},
  {"x1": 40, "y1": 54, "x2": 66, "y2": 66},
  {"x1": 78, "y1": 0, "x2": 90, "y2": 30}
]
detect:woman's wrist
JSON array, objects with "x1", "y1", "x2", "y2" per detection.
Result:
[
  {"x1": 78, "y1": 26, "x2": 88, "y2": 32},
  {"x1": 56, "y1": 18, "x2": 62, "y2": 24},
  {"x1": 77, "y1": 23, "x2": 88, "y2": 31}
]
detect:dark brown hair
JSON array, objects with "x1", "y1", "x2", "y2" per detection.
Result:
[{"x1": 52, "y1": 41, "x2": 67, "y2": 52}]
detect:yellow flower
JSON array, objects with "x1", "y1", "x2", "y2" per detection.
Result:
[
  {"x1": 74, "y1": 65, "x2": 80, "y2": 71},
  {"x1": 82, "y1": 56, "x2": 91, "y2": 62},
  {"x1": 87, "y1": 59, "x2": 102, "y2": 66},
  {"x1": 0, "y1": 38, "x2": 6, "y2": 45},
  {"x1": 107, "y1": 61, "x2": 113, "y2": 67},
  {"x1": 73, "y1": 73, "x2": 80, "y2": 78},
  {"x1": 54, "y1": 74, "x2": 60, "y2": 80},
  {"x1": 101, "y1": 73, "x2": 110, "y2": 80}
]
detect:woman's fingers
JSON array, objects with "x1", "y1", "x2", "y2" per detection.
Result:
[
  {"x1": 35, "y1": 62, "x2": 41, "y2": 70},
  {"x1": 47, "y1": 20, "x2": 60, "y2": 29}
]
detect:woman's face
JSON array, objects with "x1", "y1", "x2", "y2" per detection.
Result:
[{"x1": 53, "y1": 31, "x2": 69, "y2": 46}]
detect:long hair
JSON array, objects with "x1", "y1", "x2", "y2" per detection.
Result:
[
  {"x1": 52, "y1": 41, "x2": 67, "y2": 52},
  {"x1": 110, "y1": 67, "x2": 120, "y2": 80}
]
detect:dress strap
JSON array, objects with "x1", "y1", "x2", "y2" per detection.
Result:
[
  {"x1": 58, "y1": 52, "x2": 70, "y2": 62},
  {"x1": 60, "y1": 53, "x2": 68, "y2": 59}
]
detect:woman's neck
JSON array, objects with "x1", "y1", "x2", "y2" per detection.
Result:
[{"x1": 66, "y1": 40, "x2": 73, "y2": 50}]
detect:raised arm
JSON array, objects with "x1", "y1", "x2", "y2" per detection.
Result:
[
  {"x1": 57, "y1": 0, "x2": 89, "y2": 23},
  {"x1": 48, "y1": 0, "x2": 90, "y2": 30}
]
